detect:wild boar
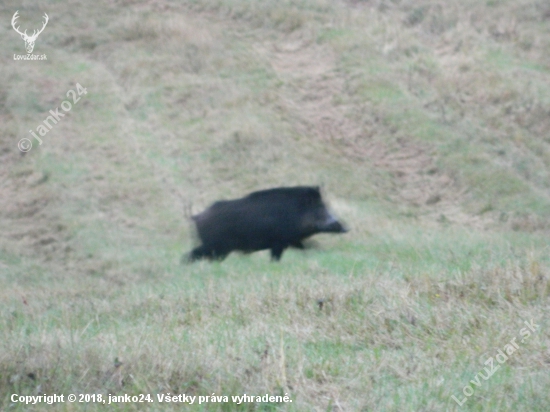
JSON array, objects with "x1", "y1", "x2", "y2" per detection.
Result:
[{"x1": 187, "y1": 186, "x2": 347, "y2": 262}]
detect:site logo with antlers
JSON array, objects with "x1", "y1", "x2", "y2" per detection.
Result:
[{"x1": 12, "y1": 10, "x2": 48, "y2": 60}]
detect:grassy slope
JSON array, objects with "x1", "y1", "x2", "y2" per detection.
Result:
[{"x1": 1, "y1": 0, "x2": 550, "y2": 410}]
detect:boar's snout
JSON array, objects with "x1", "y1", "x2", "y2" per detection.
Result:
[{"x1": 318, "y1": 214, "x2": 348, "y2": 233}]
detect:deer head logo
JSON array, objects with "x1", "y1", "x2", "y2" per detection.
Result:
[{"x1": 12, "y1": 11, "x2": 49, "y2": 54}]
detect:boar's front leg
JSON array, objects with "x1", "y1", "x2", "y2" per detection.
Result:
[{"x1": 270, "y1": 243, "x2": 288, "y2": 261}]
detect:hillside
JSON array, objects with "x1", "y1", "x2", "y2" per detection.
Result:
[{"x1": 1, "y1": 0, "x2": 549, "y2": 410}]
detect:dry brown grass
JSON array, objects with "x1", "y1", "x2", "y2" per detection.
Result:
[{"x1": 1, "y1": 0, "x2": 550, "y2": 410}]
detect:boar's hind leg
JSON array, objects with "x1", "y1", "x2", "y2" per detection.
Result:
[
  {"x1": 188, "y1": 246, "x2": 207, "y2": 262},
  {"x1": 189, "y1": 246, "x2": 228, "y2": 262}
]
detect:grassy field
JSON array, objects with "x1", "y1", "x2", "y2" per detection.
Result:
[{"x1": 1, "y1": 0, "x2": 550, "y2": 410}]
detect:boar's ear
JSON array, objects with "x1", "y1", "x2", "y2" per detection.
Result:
[{"x1": 313, "y1": 185, "x2": 324, "y2": 198}]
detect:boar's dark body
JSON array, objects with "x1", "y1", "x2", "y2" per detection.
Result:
[{"x1": 187, "y1": 186, "x2": 347, "y2": 262}]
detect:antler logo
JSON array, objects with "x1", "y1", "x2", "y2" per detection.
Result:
[{"x1": 12, "y1": 11, "x2": 49, "y2": 54}]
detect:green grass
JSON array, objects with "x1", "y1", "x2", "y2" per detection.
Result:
[{"x1": 1, "y1": 0, "x2": 550, "y2": 410}]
